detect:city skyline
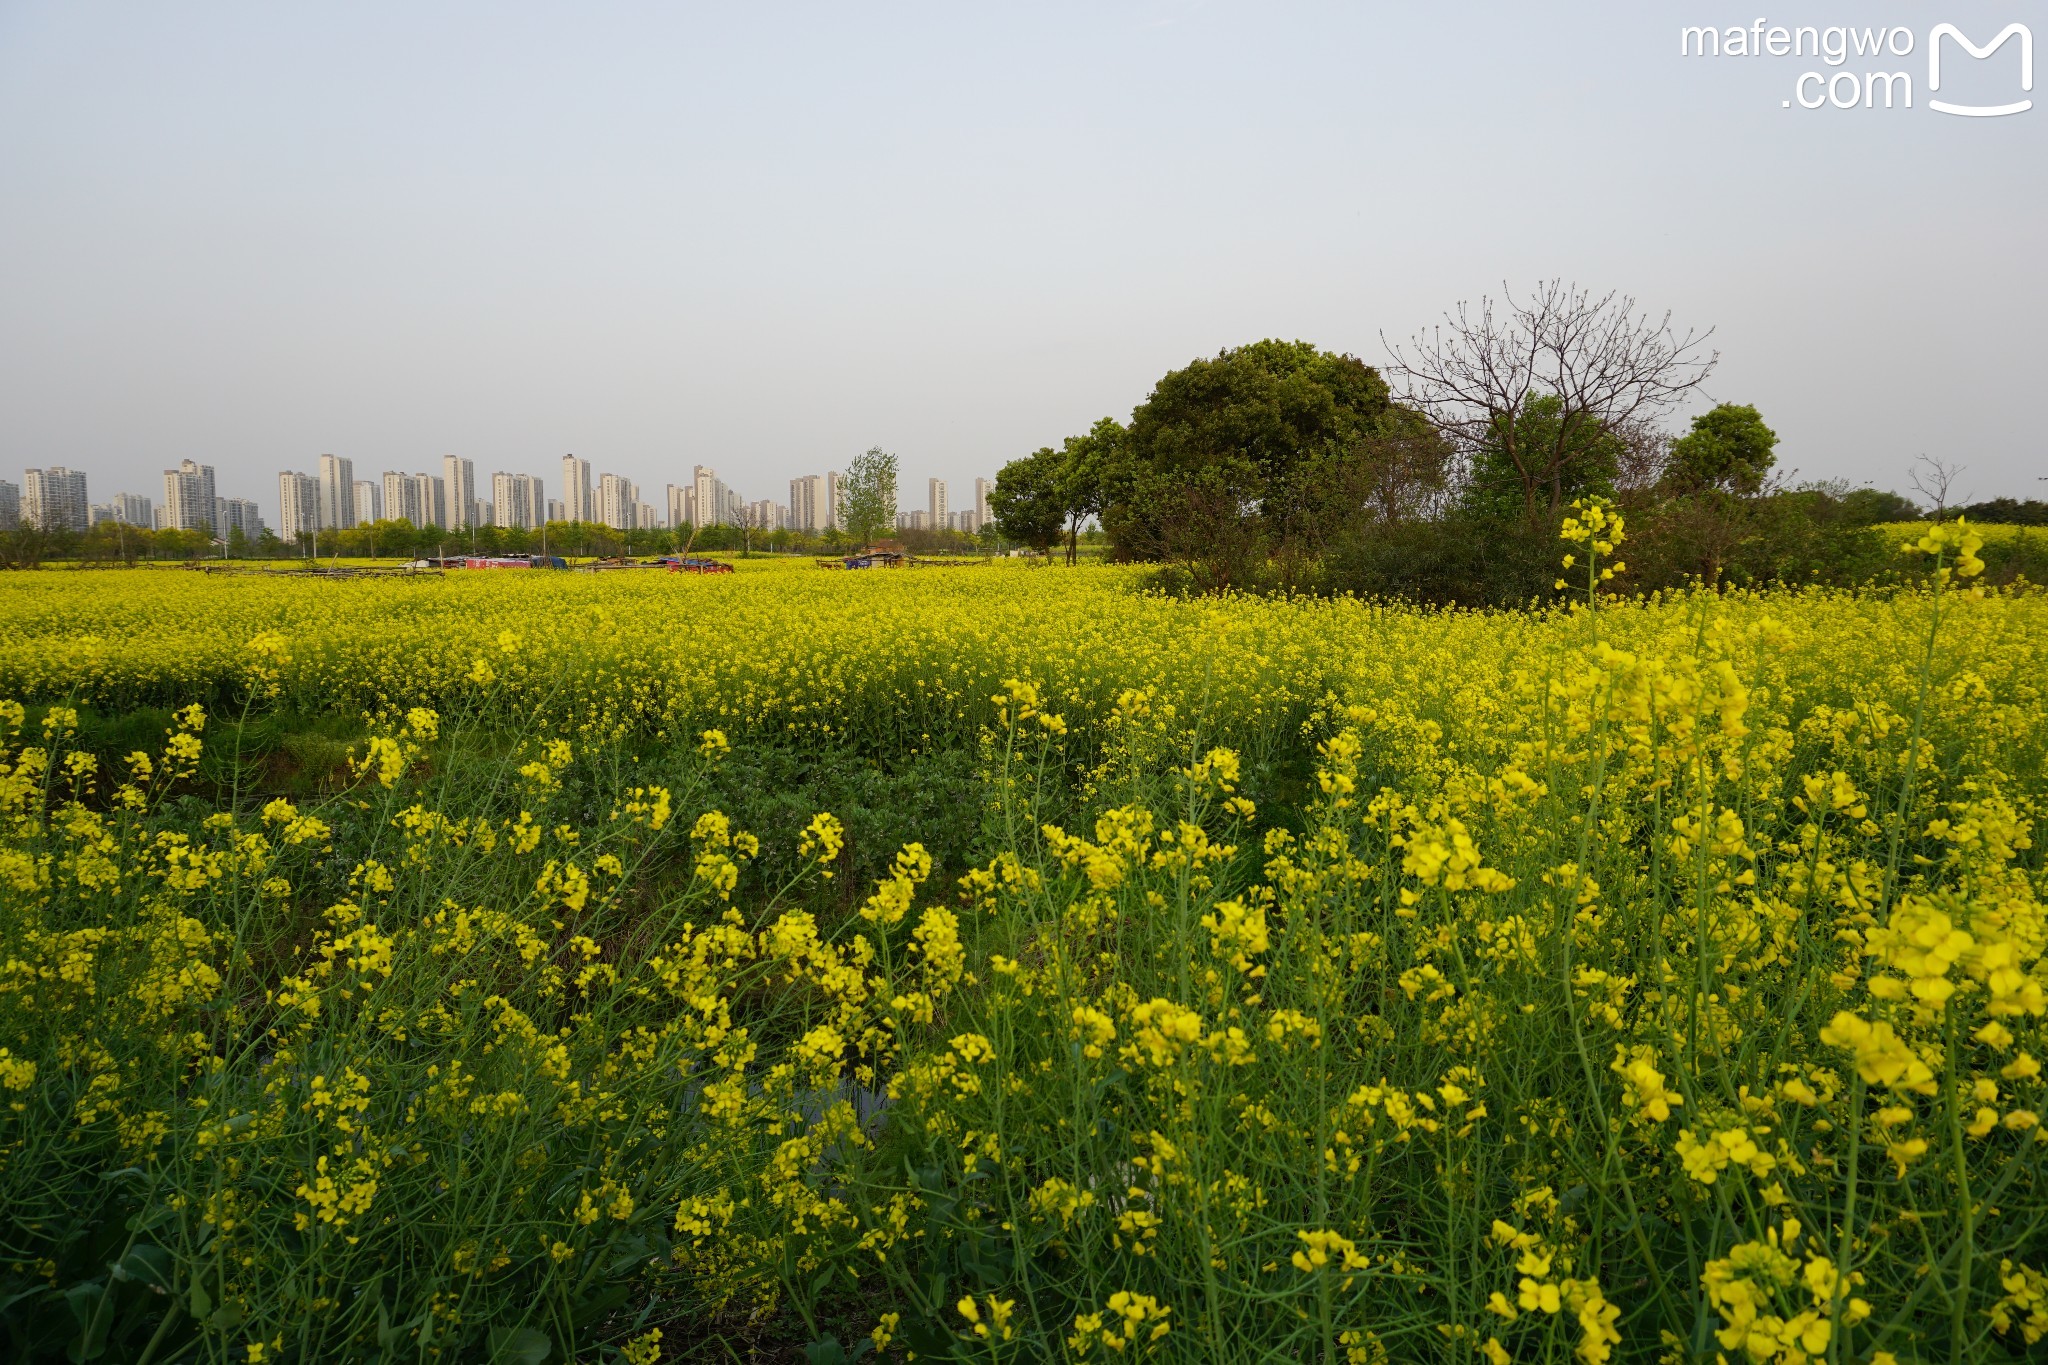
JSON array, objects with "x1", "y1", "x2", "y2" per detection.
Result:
[
  {"x1": 6, "y1": 433, "x2": 1016, "y2": 543},
  {"x1": 8, "y1": 450, "x2": 989, "y2": 540}
]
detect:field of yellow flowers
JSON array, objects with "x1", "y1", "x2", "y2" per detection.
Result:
[{"x1": 2, "y1": 517, "x2": 2046, "y2": 1363}]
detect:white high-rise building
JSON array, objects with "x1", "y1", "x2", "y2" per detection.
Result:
[
  {"x1": 93, "y1": 492, "x2": 153, "y2": 528},
  {"x1": 790, "y1": 474, "x2": 837, "y2": 532},
  {"x1": 974, "y1": 477, "x2": 990, "y2": 527},
  {"x1": 744, "y1": 499, "x2": 786, "y2": 531},
  {"x1": 561, "y1": 455, "x2": 593, "y2": 523},
  {"x1": 278, "y1": 471, "x2": 320, "y2": 542},
  {"x1": 381, "y1": 472, "x2": 414, "y2": 526},
  {"x1": 896, "y1": 510, "x2": 930, "y2": 532},
  {"x1": 25, "y1": 467, "x2": 90, "y2": 531},
  {"x1": 354, "y1": 480, "x2": 382, "y2": 524},
  {"x1": 161, "y1": 460, "x2": 217, "y2": 536},
  {"x1": 318, "y1": 454, "x2": 356, "y2": 531},
  {"x1": 692, "y1": 465, "x2": 716, "y2": 526},
  {"x1": 928, "y1": 478, "x2": 948, "y2": 528},
  {"x1": 828, "y1": 470, "x2": 845, "y2": 530},
  {"x1": 493, "y1": 472, "x2": 543, "y2": 529},
  {"x1": 598, "y1": 473, "x2": 636, "y2": 531},
  {"x1": 383, "y1": 471, "x2": 443, "y2": 528},
  {"x1": 216, "y1": 497, "x2": 264, "y2": 538},
  {"x1": 690, "y1": 464, "x2": 740, "y2": 528},
  {"x1": 441, "y1": 456, "x2": 475, "y2": 530},
  {"x1": 0, "y1": 480, "x2": 18, "y2": 532},
  {"x1": 666, "y1": 483, "x2": 696, "y2": 528}
]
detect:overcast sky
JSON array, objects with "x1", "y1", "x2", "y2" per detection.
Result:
[{"x1": 3, "y1": 2, "x2": 2043, "y2": 520}]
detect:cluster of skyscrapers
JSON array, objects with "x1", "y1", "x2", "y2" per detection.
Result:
[
  {"x1": 896, "y1": 477, "x2": 991, "y2": 534},
  {"x1": 276, "y1": 454, "x2": 488, "y2": 541},
  {"x1": 271, "y1": 454, "x2": 765, "y2": 538},
  {"x1": 1, "y1": 461, "x2": 263, "y2": 539},
  {"x1": 3, "y1": 456, "x2": 994, "y2": 542}
]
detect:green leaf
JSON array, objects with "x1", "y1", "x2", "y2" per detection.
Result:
[
  {"x1": 63, "y1": 1284, "x2": 108, "y2": 1362},
  {"x1": 802, "y1": 1337, "x2": 850, "y2": 1365},
  {"x1": 568, "y1": 1283, "x2": 629, "y2": 1327},
  {"x1": 111, "y1": 1244, "x2": 173, "y2": 1292},
  {"x1": 603, "y1": 1233, "x2": 651, "y2": 1278},
  {"x1": 902, "y1": 1317, "x2": 959, "y2": 1360},
  {"x1": 487, "y1": 1324, "x2": 552, "y2": 1365},
  {"x1": 62, "y1": 1284, "x2": 103, "y2": 1333}
]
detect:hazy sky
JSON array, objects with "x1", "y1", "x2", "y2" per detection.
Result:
[{"x1": 3, "y1": 2, "x2": 2044, "y2": 521}]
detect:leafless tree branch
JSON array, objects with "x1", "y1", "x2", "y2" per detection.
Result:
[
  {"x1": 1907, "y1": 454, "x2": 1970, "y2": 517},
  {"x1": 1382, "y1": 280, "x2": 1717, "y2": 518}
]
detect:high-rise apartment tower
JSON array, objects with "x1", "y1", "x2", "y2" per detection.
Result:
[
  {"x1": 278, "y1": 472, "x2": 320, "y2": 542},
  {"x1": 492, "y1": 472, "x2": 544, "y2": 529},
  {"x1": 161, "y1": 460, "x2": 217, "y2": 536},
  {"x1": 24, "y1": 467, "x2": 89, "y2": 531},
  {"x1": 560, "y1": 456, "x2": 593, "y2": 523},
  {"x1": 441, "y1": 456, "x2": 475, "y2": 530},
  {"x1": 318, "y1": 454, "x2": 356, "y2": 531}
]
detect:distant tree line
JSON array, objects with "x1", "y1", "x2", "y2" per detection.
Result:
[
  {"x1": 989, "y1": 281, "x2": 2046, "y2": 602},
  {"x1": 0, "y1": 512, "x2": 1004, "y2": 570},
  {"x1": 1948, "y1": 497, "x2": 2048, "y2": 526},
  {"x1": 0, "y1": 521, "x2": 252, "y2": 571}
]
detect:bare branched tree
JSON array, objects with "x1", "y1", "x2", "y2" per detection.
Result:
[
  {"x1": 1342, "y1": 418, "x2": 1459, "y2": 525},
  {"x1": 1611, "y1": 417, "x2": 1674, "y2": 495},
  {"x1": 1907, "y1": 454, "x2": 1970, "y2": 517},
  {"x1": 1382, "y1": 281, "x2": 1717, "y2": 519}
]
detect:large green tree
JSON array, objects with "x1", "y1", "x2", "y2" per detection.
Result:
[
  {"x1": 1054, "y1": 417, "x2": 1124, "y2": 564},
  {"x1": 988, "y1": 447, "x2": 1066, "y2": 555},
  {"x1": 1666, "y1": 403, "x2": 1777, "y2": 495},
  {"x1": 1106, "y1": 339, "x2": 1394, "y2": 579},
  {"x1": 841, "y1": 446, "x2": 899, "y2": 549}
]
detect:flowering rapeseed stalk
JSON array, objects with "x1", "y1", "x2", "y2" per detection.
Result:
[{"x1": 1557, "y1": 495, "x2": 1626, "y2": 603}]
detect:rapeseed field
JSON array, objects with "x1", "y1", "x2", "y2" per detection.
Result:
[{"x1": 1, "y1": 515, "x2": 2044, "y2": 1362}]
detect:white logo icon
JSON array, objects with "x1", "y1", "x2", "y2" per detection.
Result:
[{"x1": 1928, "y1": 22, "x2": 2032, "y2": 116}]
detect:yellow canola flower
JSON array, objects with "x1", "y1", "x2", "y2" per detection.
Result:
[
  {"x1": 1611, "y1": 1045, "x2": 1684, "y2": 1122},
  {"x1": 1125, "y1": 998, "x2": 1204, "y2": 1067},
  {"x1": 1901, "y1": 515, "x2": 1986, "y2": 581},
  {"x1": 1292, "y1": 1228, "x2": 1368, "y2": 1273},
  {"x1": 957, "y1": 1293, "x2": 1015, "y2": 1341},
  {"x1": 1674, "y1": 1125, "x2": 1778, "y2": 1185},
  {"x1": 1817, "y1": 1012, "x2": 1938, "y2": 1094}
]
